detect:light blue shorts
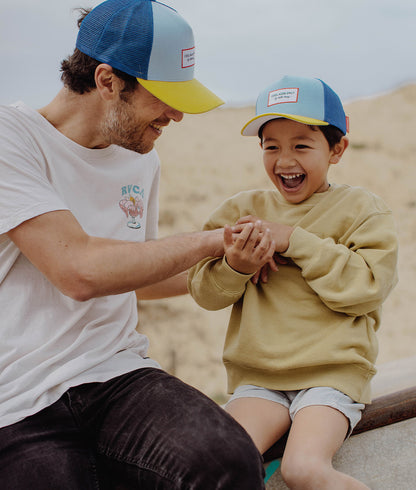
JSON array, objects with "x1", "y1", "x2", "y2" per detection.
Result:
[{"x1": 225, "y1": 385, "x2": 365, "y2": 437}]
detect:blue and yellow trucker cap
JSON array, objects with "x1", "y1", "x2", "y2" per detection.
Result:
[
  {"x1": 241, "y1": 76, "x2": 348, "y2": 136},
  {"x1": 76, "y1": 0, "x2": 224, "y2": 114}
]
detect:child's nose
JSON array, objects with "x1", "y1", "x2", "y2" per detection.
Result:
[{"x1": 277, "y1": 149, "x2": 295, "y2": 168}]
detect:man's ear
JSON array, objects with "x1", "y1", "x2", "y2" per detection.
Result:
[
  {"x1": 94, "y1": 64, "x2": 123, "y2": 101},
  {"x1": 329, "y1": 136, "x2": 349, "y2": 165}
]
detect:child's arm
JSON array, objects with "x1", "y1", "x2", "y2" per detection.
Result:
[
  {"x1": 284, "y1": 212, "x2": 398, "y2": 315},
  {"x1": 234, "y1": 211, "x2": 398, "y2": 316},
  {"x1": 188, "y1": 222, "x2": 275, "y2": 311}
]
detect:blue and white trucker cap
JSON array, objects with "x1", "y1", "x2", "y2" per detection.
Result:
[
  {"x1": 76, "y1": 0, "x2": 224, "y2": 113},
  {"x1": 241, "y1": 75, "x2": 348, "y2": 136}
]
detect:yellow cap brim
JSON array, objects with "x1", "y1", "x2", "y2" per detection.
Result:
[
  {"x1": 137, "y1": 77, "x2": 224, "y2": 114},
  {"x1": 241, "y1": 113, "x2": 329, "y2": 136}
]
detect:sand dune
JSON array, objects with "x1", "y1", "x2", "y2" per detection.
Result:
[{"x1": 137, "y1": 84, "x2": 416, "y2": 402}]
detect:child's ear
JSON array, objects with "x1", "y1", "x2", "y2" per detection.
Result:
[{"x1": 329, "y1": 136, "x2": 349, "y2": 165}]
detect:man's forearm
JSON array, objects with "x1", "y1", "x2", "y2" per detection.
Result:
[
  {"x1": 135, "y1": 271, "x2": 188, "y2": 300},
  {"x1": 82, "y1": 231, "x2": 220, "y2": 300},
  {"x1": 8, "y1": 210, "x2": 223, "y2": 301}
]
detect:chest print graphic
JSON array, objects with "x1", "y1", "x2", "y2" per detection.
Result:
[{"x1": 119, "y1": 185, "x2": 145, "y2": 229}]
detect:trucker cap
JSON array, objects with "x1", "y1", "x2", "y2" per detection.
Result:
[
  {"x1": 241, "y1": 75, "x2": 348, "y2": 136},
  {"x1": 76, "y1": 0, "x2": 224, "y2": 113}
]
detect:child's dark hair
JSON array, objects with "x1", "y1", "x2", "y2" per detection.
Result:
[
  {"x1": 258, "y1": 121, "x2": 344, "y2": 149},
  {"x1": 313, "y1": 125, "x2": 345, "y2": 148},
  {"x1": 60, "y1": 8, "x2": 138, "y2": 95}
]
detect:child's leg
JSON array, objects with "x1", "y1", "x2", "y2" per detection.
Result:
[
  {"x1": 225, "y1": 397, "x2": 291, "y2": 454},
  {"x1": 281, "y1": 405, "x2": 370, "y2": 489}
]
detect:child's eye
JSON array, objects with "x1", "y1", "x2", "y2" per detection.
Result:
[
  {"x1": 264, "y1": 145, "x2": 278, "y2": 151},
  {"x1": 296, "y1": 144, "x2": 309, "y2": 149}
]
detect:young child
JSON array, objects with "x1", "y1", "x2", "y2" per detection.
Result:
[{"x1": 188, "y1": 76, "x2": 398, "y2": 489}]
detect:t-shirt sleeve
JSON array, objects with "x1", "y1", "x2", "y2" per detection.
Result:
[{"x1": 0, "y1": 114, "x2": 68, "y2": 234}]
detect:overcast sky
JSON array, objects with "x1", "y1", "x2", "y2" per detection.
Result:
[{"x1": 1, "y1": 0, "x2": 415, "y2": 107}]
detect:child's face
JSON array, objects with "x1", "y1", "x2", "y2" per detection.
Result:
[{"x1": 261, "y1": 118, "x2": 343, "y2": 204}]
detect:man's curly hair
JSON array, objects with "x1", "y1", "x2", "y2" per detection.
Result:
[{"x1": 60, "y1": 8, "x2": 138, "y2": 95}]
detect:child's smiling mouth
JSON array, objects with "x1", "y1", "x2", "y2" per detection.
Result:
[{"x1": 279, "y1": 173, "x2": 306, "y2": 189}]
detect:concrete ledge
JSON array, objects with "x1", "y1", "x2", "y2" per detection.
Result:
[
  {"x1": 263, "y1": 384, "x2": 416, "y2": 462},
  {"x1": 265, "y1": 418, "x2": 416, "y2": 489},
  {"x1": 264, "y1": 357, "x2": 416, "y2": 489}
]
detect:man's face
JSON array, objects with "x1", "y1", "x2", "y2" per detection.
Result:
[{"x1": 100, "y1": 83, "x2": 183, "y2": 154}]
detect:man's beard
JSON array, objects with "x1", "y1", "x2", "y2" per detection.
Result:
[{"x1": 100, "y1": 99, "x2": 154, "y2": 154}]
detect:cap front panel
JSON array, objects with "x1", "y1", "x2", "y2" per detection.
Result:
[
  {"x1": 259, "y1": 77, "x2": 326, "y2": 122},
  {"x1": 146, "y1": 2, "x2": 195, "y2": 81}
]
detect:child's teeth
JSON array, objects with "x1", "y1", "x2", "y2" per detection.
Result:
[{"x1": 281, "y1": 174, "x2": 303, "y2": 179}]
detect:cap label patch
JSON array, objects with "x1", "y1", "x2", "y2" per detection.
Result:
[
  {"x1": 268, "y1": 88, "x2": 299, "y2": 107},
  {"x1": 182, "y1": 47, "x2": 195, "y2": 68}
]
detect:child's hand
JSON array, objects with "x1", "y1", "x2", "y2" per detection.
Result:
[
  {"x1": 251, "y1": 253, "x2": 288, "y2": 285},
  {"x1": 235, "y1": 215, "x2": 294, "y2": 254},
  {"x1": 224, "y1": 221, "x2": 275, "y2": 274}
]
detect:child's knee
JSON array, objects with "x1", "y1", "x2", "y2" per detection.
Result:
[{"x1": 281, "y1": 454, "x2": 329, "y2": 488}]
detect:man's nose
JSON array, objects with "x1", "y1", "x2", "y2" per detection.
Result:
[{"x1": 166, "y1": 106, "x2": 184, "y2": 122}]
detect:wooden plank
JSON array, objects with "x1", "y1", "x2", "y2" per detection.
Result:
[
  {"x1": 263, "y1": 386, "x2": 416, "y2": 462},
  {"x1": 353, "y1": 386, "x2": 416, "y2": 434}
]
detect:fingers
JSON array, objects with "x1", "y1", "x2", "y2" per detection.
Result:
[
  {"x1": 251, "y1": 269, "x2": 261, "y2": 284},
  {"x1": 224, "y1": 218, "x2": 285, "y2": 278},
  {"x1": 268, "y1": 257, "x2": 280, "y2": 272},
  {"x1": 260, "y1": 265, "x2": 270, "y2": 283},
  {"x1": 229, "y1": 221, "x2": 275, "y2": 259},
  {"x1": 235, "y1": 215, "x2": 258, "y2": 225},
  {"x1": 225, "y1": 221, "x2": 275, "y2": 275},
  {"x1": 232, "y1": 222, "x2": 257, "y2": 252},
  {"x1": 251, "y1": 256, "x2": 281, "y2": 285},
  {"x1": 223, "y1": 224, "x2": 234, "y2": 249},
  {"x1": 233, "y1": 219, "x2": 271, "y2": 244},
  {"x1": 258, "y1": 231, "x2": 276, "y2": 263},
  {"x1": 274, "y1": 254, "x2": 288, "y2": 265}
]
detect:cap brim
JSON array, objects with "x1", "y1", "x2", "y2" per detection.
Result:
[
  {"x1": 241, "y1": 113, "x2": 329, "y2": 136},
  {"x1": 137, "y1": 77, "x2": 224, "y2": 114}
]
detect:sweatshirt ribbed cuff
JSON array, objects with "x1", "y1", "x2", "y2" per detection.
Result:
[{"x1": 211, "y1": 256, "x2": 254, "y2": 292}]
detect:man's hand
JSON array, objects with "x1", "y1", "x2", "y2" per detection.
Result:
[
  {"x1": 231, "y1": 215, "x2": 293, "y2": 284},
  {"x1": 235, "y1": 215, "x2": 294, "y2": 254},
  {"x1": 224, "y1": 221, "x2": 275, "y2": 274}
]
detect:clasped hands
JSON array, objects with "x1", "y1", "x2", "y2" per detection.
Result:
[{"x1": 224, "y1": 215, "x2": 293, "y2": 284}]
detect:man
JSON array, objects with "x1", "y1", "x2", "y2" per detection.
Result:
[{"x1": 0, "y1": 1, "x2": 265, "y2": 488}]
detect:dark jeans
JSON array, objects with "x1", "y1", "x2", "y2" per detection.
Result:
[{"x1": 0, "y1": 368, "x2": 264, "y2": 489}]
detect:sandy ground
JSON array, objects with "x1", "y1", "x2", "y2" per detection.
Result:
[{"x1": 137, "y1": 83, "x2": 416, "y2": 403}]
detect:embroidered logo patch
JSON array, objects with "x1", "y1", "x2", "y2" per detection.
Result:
[
  {"x1": 268, "y1": 87, "x2": 299, "y2": 107},
  {"x1": 182, "y1": 47, "x2": 195, "y2": 68}
]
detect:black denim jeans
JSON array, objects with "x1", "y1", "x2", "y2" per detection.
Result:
[{"x1": 0, "y1": 368, "x2": 264, "y2": 489}]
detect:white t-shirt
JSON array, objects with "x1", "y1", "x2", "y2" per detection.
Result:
[{"x1": 0, "y1": 102, "x2": 161, "y2": 428}]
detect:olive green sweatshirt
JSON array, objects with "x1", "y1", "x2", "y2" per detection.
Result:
[{"x1": 188, "y1": 184, "x2": 398, "y2": 403}]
